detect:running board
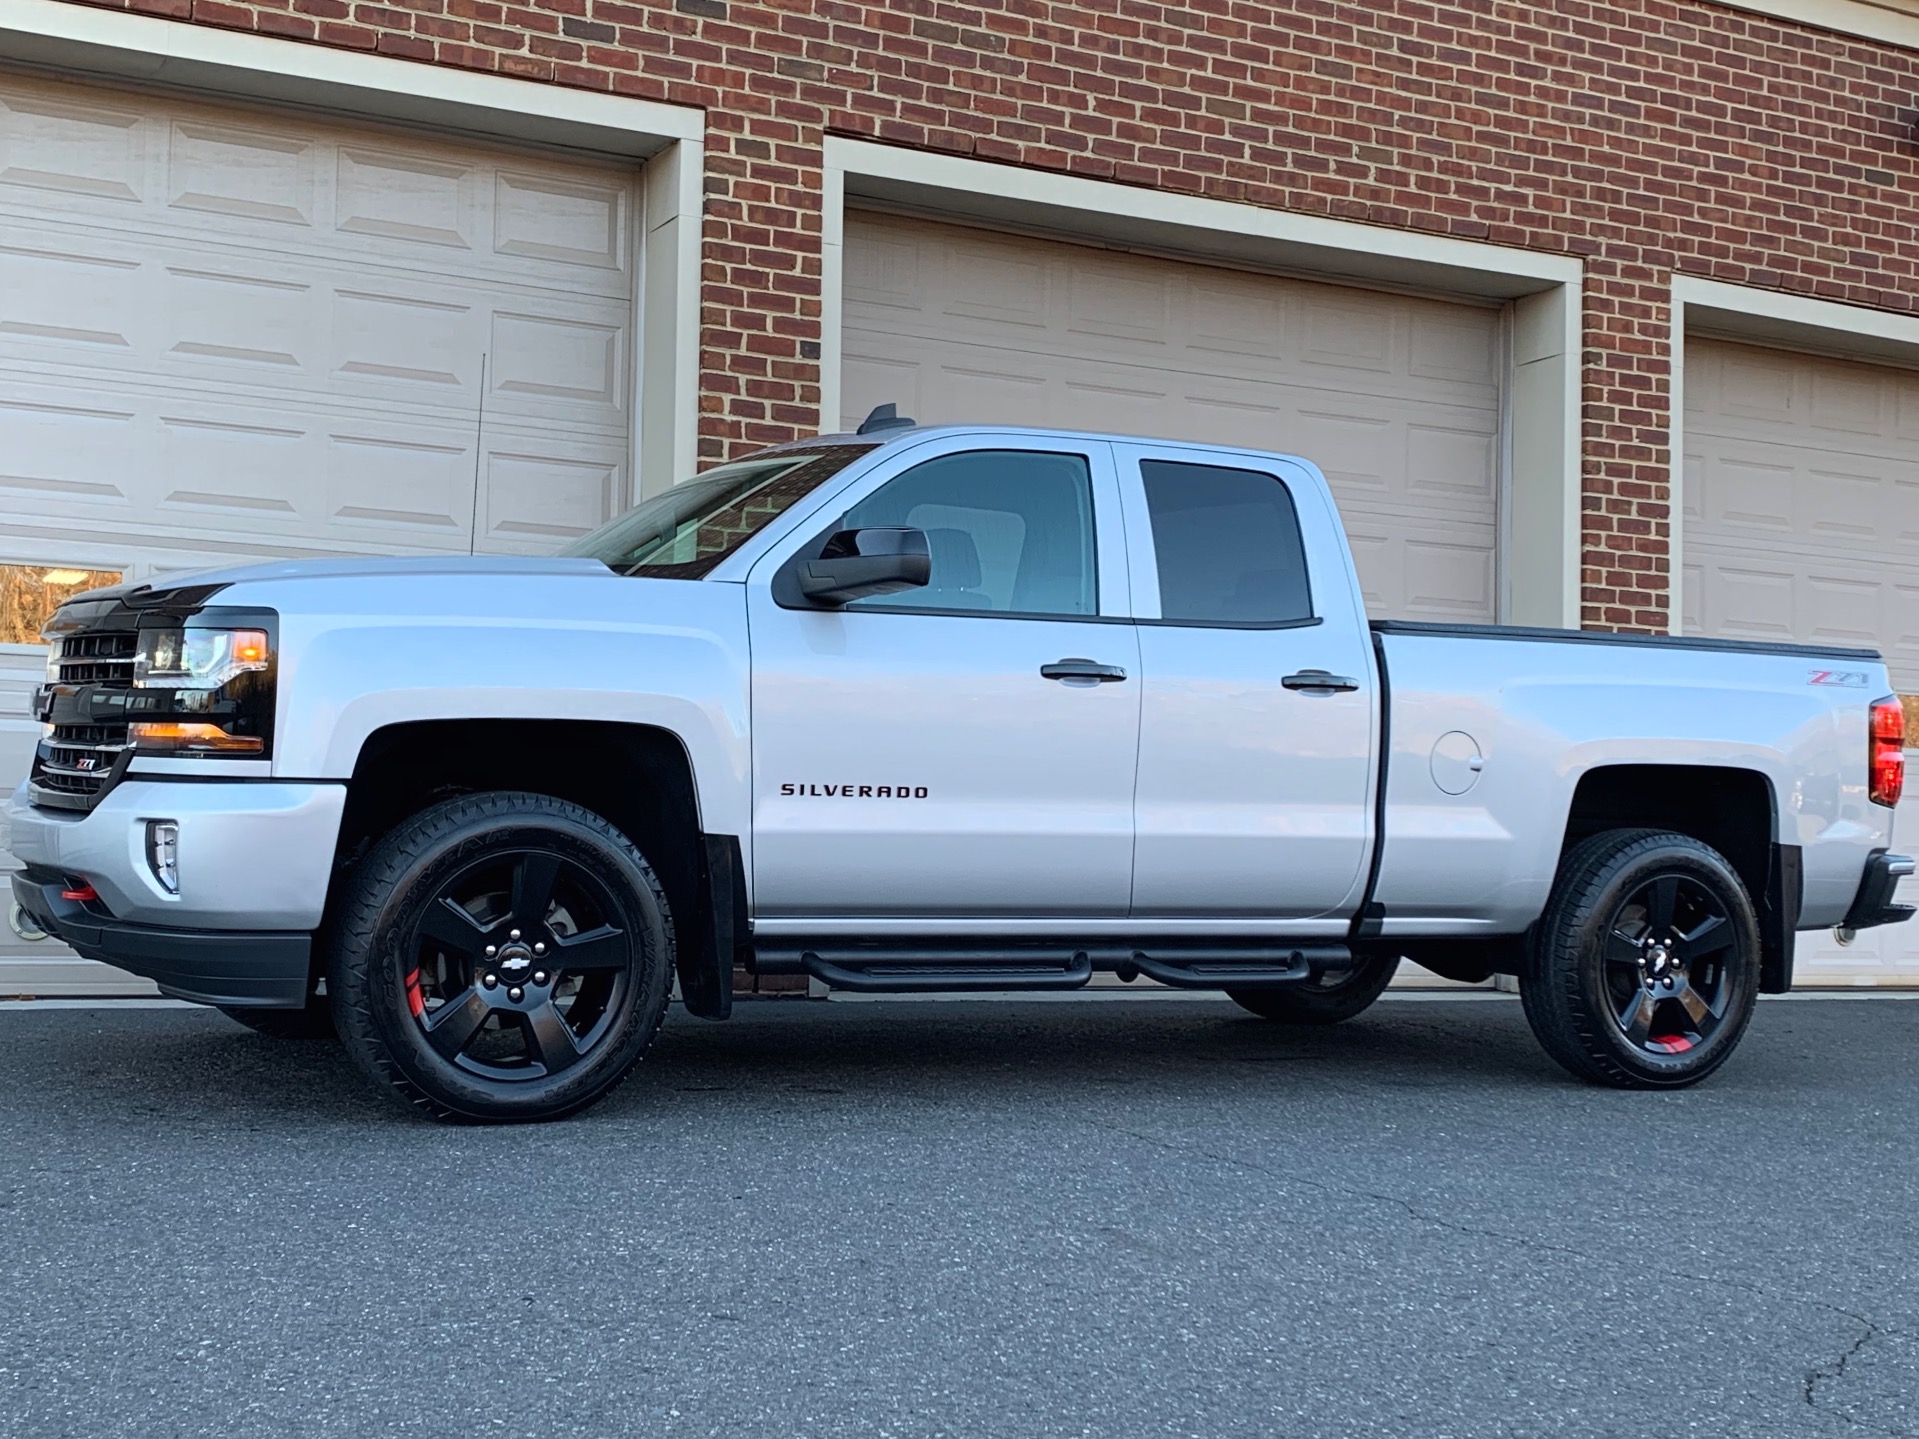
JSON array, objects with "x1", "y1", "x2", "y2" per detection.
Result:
[{"x1": 755, "y1": 943, "x2": 1353, "y2": 994}]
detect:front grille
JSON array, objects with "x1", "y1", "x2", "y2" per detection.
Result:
[
  {"x1": 31, "y1": 630, "x2": 138, "y2": 810},
  {"x1": 53, "y1": 632, "x2": 137, "y2": 685}
]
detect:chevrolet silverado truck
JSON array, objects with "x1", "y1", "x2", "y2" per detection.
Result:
[{"x1": 9, "y1": 416, "x2": 1914, "y2": 1122}]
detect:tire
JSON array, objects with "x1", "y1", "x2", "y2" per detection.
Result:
[
  {"x1": 1521, "y1": 828, "x2": 1759, "y2": 1089},
  {"x1": 328, "y1": 791, "x2": 674, "y2": 1123},
  {"x1": 1228, "y1": 954, "x2": 1400, "y2": 1025},
  {"x1": 219, "y1": 999, "x2": 336, "y2": 1041}
]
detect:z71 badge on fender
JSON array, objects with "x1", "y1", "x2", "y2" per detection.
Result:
[
  {"x1": 1807, "y1": 669, "x2": 1871, "y2": 688},
  {"x1": 779, "y1": 783, "x2": 930, "y2": 798}
]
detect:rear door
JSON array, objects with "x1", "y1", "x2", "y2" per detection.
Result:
[
  {"x1": 746, "y1": 435, "x2": 1140, "y2": 918},
  {"x1": 1115, "y1": 443, "x2": 1378, "y2": 919}
]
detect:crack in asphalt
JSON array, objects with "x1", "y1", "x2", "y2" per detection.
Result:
[
  {"x1": 1091, "y1": 1120, "x2": 1904, "y2": 1437},
  {"x1": 1805, "y1": 1318, "x2": 1899, "y2": 1434}
]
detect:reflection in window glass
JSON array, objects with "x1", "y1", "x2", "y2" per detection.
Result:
[
  {"x1": 561, "y1": 445, "x2": 875, "y2": 579},
  {"x1": 0, "y1": 565, "x2": 124, "y2": 645},
  {"x1": 841, "y1": 450, "x2": 1097, "y2": 616},
  {"x1": 1140, "y1": 461, "x2": 1312, "y2": 624}
]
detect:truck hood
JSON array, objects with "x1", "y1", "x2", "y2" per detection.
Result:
[{"x1": 109, "y1": 555, "x2": 616, "y2": 603}]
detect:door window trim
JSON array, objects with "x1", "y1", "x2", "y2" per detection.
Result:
[
  {"x1": 1113, "y1": 442, "x2": 1348, "y2": 630},
  {"x1": 745, "y1": 431, "x2": 1135, "y2": 620}
]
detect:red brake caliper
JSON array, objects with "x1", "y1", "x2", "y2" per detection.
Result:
[{"x1": 404, "y1": 967, "x2": 425, "y2": 1019}]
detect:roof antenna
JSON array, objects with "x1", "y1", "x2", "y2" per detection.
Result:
[{"x1": 856, "y1": 402, "x2": 916, "y2": 435}]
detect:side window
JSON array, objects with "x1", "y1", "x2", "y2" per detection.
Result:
[
  {"x1": 841, "y1": 450, "x2": 1097, "y2": 617},
  {"x1": 1140, "y1": 460, "x2": 1312, "y2": 625}
]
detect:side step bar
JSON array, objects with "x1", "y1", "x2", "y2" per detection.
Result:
[{"x1": 755, "y1": 944, "x2": 1354, "y2": 994}]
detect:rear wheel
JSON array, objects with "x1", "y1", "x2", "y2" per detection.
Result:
[
  {"x1": 329, "y1": 792, "x2": 674, "y2": 1123},
  {"x1": 1521, "y1": 828, "x2": 1759, "y2": 1089},
  {"x1": 1228, "y1": 954, "x2": 1400, "y2": 1025}
]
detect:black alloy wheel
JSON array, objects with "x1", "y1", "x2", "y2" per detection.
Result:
[
  {"x1": 1601, "y1": 873, "x2": 1736, "y2": 1058},
  {"x1": 330, "y1": 793, "x2": 673, "y2": 1122},
  {"x1": 1522, "y1": 828, "x2": 1759, "y2": 1089}
]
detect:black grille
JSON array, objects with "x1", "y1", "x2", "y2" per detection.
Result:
[{"x1": 31, "y1": 630, "x2": 138, "y2": 810}]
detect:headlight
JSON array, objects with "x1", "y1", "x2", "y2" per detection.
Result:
[
  {"x1": 135, "y1": 627, "x2": 269, "y2": 689},
  {"x1": 128, "y1": 617, "x2": 276, "y2": 757}
]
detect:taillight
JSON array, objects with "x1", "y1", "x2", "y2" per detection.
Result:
[{"x1": 1870, "y1": 696, "x2": 1905, "y2": 808}]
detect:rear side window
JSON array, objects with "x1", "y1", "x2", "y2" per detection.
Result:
[
  {"x1": 841, "y1": 450, "x2": 1097, "y2": 617},
  {"x1": 1140, "y1": 460, "x2": 1312, "y2": 625}
]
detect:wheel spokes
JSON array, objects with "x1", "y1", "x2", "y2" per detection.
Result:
[
  {"x1": 523, "y1": 1001, "x2": 586, "y2": 1075},
  {"x1": 1618, "y1": 987, "x2": 1658, "y2": 1047},
  {"x1": 510, "y1": 852, "x2": 561, "y2": 927},
  {"x1": 550, "y1": 923, "x2": 629, "y2": 973},
  {"x1": 1676, "y1": 981, "x2": 1721, "y2": 1033},
  {"x1": 419, "y1": 896, "x2": 493, "y2": 959},
  {"x1": 1674, "y1": 912, "x2": 1732, "y2": 962},
  {"x1": 1605, "y1": 927, "x2": 1644, "y2": 968},
  {"x1": 1644, "y1": 876, "x2": 1679, "y2": 935},
  {"x1": 423, "y1": 986, "x2": 492, "y2": 1060}
]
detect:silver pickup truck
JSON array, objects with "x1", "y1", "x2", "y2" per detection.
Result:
[{"x1": 8, "y1": 417, "x2": 1913, "y2": 1121}]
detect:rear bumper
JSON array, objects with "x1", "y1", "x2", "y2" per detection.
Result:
[
  {"x1": 1842, "y1": 851, "x2": 1916, "y2": 933},
  {"x1": 11, "y1": 870, "x2": 310, "y2": 1007}
]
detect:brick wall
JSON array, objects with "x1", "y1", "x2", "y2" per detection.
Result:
[{"x1": 68, "y1": 0, "x2": 1919, "y2": 630}]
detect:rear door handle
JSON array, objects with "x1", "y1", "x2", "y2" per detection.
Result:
[
  {"x1": 1041, "y1": 658, "x2": 1128, "y2": 683},
  {"x1": 1282, "y1": 670, "x2": 1360, "y2": 693}
]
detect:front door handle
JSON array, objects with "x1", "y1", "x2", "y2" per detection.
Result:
[
  {"x1": 1041, "y1": 658, "x2": 1128, "y2": 683},
  {"x1": 1282, "y1": 670, "x2": 1360, "y2": 693}
]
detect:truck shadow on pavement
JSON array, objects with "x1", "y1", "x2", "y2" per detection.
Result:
[{"x1": 7, "y1": 994, "x2": 1866, "y2": 1126}]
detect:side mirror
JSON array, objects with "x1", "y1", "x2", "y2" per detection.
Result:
[{"x1": 797, "y1": 527, "x2": 931, "y2": 606}]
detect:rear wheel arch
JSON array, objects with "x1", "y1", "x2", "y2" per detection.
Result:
[{"x1": 1558, "y1": 764, "x2": 1791, "y2": 990}]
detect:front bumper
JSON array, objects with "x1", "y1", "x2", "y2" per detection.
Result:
[
  {"x1": 6, "y1": 777, "x2": 344, "y2": 929},
  {"x1": 1842, "y1": 850, "x2": 1916, "y2": 932},
  {"x1": 5, "y1": 777, "x2": 344, "y2": 1007},
  {"x1": 11, "y1": 871, "x2": 310, "y2": 1007}
]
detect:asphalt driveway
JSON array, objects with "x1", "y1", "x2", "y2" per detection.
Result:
[{"x1": 0, "y1": 994, "x2": 1913, "y2": 1439}]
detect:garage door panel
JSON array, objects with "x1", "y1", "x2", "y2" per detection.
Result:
[
  {"x1": 1809, "y1": 364, "x2": 1886, "y2": 434},
  {"x1": 844, "y1": 211, "x2": 1501, "y2": 625},
  {"x1": 170, "y1": 120, "x2": 317, "y2": 226},
  {"x1": 0, "y1": 87, "x2": 145, "y2": 202}
]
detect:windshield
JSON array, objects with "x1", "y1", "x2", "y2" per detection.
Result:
[{"x1": 561, "y1": 444, "x2": 876, "y2": 579}]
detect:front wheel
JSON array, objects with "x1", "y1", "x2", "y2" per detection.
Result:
[
  {"x1": 1521, "y1": 828, "x2": 1759, "y2": 1089},
  {"x1": 328, "y1": 792, "x2": 674, "y2": 1123},
  {"x1": 1228, "y1": 954, "x2": 1400, "y2": 1025}
]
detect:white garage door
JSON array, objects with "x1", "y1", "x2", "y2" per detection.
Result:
[
  {"x1": 842, "y1": 211, "x2": 1503, "y2": 624},
  {"x1": 0, "y1": 71, "x2": 639, "y2": 995},
  {"x1": 1683, "y1": 337, "x2": 1919, "y2": 985}
]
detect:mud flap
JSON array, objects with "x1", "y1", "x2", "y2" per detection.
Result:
[{"x1": 680, "y1": 834, "x2": 745, "y2": 1020}]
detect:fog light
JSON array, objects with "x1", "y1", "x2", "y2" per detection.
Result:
[{"x1": 146, "y1": 820, "x2": 179, "y2": 895}]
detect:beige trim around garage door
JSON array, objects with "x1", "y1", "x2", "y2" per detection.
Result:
[{"x1": 821, "y1": 138, "x2": 1585, "y2": 629}]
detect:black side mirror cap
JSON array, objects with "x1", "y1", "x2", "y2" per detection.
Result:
[{"x1": 794, "y1": 527, "x2": 931, "y2": 606}]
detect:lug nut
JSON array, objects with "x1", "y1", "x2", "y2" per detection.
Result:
[
  {"x1": 482, "y1": 974, "x2": 498, "y2": 990},
  {"x1": 508, "y1": 986, "x2": 524, "y2": 1002},
  {"x1": 533, "y1": 942, "x2": 546, "y2": 956},
  {"x1": 533, "y1": 971, "x2": 548, "y2": 985},
  {"x1": 510, "y1": 929, "x2": 521, "y2": 941},
  {"x1": 485, "y1": 945, "x2": 497, "y2": 958}
]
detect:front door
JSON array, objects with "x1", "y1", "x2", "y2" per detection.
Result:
[
  {"x1": 1116, "y1": 444, "x2": 1377, "y2": 920},
  {"x1": 748, "y1": 438, "x2": 1140, "y2": 918}
]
